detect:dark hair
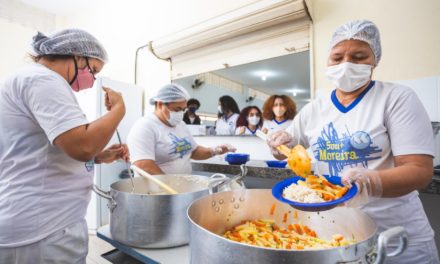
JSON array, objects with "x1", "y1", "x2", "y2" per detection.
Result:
[
  {"x1": 236, "y1": 106, "x2": 263, "y2": 128},
  {"x1": 218, "y1": 95, "x2": 240, "y2": 118},
  {"x1": 187, "y1": 98, "x2": 201, "y2": 108},
  {"x1": 29, "y1": 54, "x2": 74, "y2": 63},
  {"x1": 262, "y1": 95, "x2": 297, "y2": 120}
]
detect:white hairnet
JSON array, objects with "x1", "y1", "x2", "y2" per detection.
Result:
[
  {"x1": 149, "y1": 83, "x2": 190, "y2": 105},
  {"x1": 329, "y1": 20, "x2": 381, "y2": 65},
  {"x1": 31, "y1": 29, "x2": 108, "y2": 63}
]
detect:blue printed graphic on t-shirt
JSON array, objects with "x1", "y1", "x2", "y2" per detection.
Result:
[
  {"x1": 168, "y1": 133, "x2": 193, "y2": 158},
  {"x1": 312, "y1": 122, "x2": 382, "y2": 176}
]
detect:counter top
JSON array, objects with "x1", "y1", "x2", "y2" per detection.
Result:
[{"x1": 192, "y1": 161, "x2": 440, "y2": 195}]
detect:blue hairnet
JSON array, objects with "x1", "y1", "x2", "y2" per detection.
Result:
[
  {"x1": 31, "y1": 29, "x2": 108, "y2": 63},
  {"x1": 329, "y1": 20, "x2": 381, "y2": 65},
  {"x1": 149, "y1": 83, "x2": 190, "y2": 105}
]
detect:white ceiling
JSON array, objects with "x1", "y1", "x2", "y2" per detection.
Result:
[
  {"x1": 213, "y1": 51, "x2": 310, "y2": 101},
  {"x1": 18, "y1": 0, "x2": 104, "y2": 15}
]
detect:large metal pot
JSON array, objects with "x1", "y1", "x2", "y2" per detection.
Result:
[
  {"x1": 187, "y1": 189, "x2": 408, "y2": 264},
  {"x1": 93, "y1": 174, "x2": 209, "y2": 248}
]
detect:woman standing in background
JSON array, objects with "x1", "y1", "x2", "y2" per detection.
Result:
[
  {"x1": 261, "y1": 94, "x2": 297, "y2": 134},
  {"x1": 215, "y1": 95, "x2": 240, "y2": 135}
]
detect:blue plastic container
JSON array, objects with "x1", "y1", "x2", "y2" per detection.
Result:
[
  {"x1": 225, "y1": 153, "x2": 250, "y2": 165},
  {"x1": 265, "y1": 160, "x2": 287, "y2": 168},
  {"x1": 272, "y1": 175, "x2": 358, "y2": 211}
]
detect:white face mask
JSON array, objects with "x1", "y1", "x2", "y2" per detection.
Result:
[
  {"x1": 247, "y1": 116, "x2": 260, "y2": 126},
  {"x1": 217, "y1": 105, "x2": 223, "y2": 114},
  {"x1": 167, "y1": 110, "x2": 184, "y2": 126},
  {"x1": 326, "y1": 62, "x2": 373, "y2": 93},
  {"x1": 273, "y1": 107, "x2": 286, "y2": 118}
]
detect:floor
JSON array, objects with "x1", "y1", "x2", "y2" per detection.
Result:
[{"x1": 87, "y1": 234, "x2": 114, "y2": 264}]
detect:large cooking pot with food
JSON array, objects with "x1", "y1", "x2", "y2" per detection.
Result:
[
  {"x1": 93, "y1": 174, "x2": 209, "y2": 248},
  {"x1": 187, "y1": 189, "x2": 408, "y2": 264}
]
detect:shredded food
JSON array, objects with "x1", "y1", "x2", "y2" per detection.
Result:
[{"x1": 224, "y1": 219, "x2": 354, "y2": 249}]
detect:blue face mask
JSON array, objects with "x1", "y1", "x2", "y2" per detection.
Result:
[{"x1": 189, "y1": 106, "x2": 197, "y2": 113}]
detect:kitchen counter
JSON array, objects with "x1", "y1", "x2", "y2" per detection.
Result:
[{"x1": 192, "y1": 161, "x2": 440, "y2": 195}]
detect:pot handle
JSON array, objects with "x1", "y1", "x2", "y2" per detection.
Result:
[
  {"x1": 92, "y1": 184, "x2": 117, "y2": 212},
  {"x1": 373, "y1": 226, "x2": 408, "y2": 264},
  {"x1": 208, "y1": 174, "x2": 229, "y2": 194}
]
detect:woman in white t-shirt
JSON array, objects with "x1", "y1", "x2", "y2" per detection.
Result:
[
  {"x1": 235, "y1": 106, "x2": 263, "y2": 136},
  {"x1": 127, "y1": 84, "x2": 236, "y2": 175},
  {"x1": 215, "y1": 95, "x2": 240, "y2": 135},
  {"x1": 261, "y1": 94, "x2": 296, "y2": 135},
  {"x1": 268, "y1": 20, "x2": 439, "y2": 264},
  {"x1": 0, "y1": 30, "x2": 129, "y2": 263}
]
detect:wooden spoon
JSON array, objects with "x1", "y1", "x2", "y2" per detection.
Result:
[{"x1": 131, "y1": 165, "x2": 179, "y2": 194}]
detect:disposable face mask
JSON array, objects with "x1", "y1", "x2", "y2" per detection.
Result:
[
  {"x1": 70, "y1": 58, "x2": 95, "y2": 92},
  {"x1": 217, "y1": 105, "x2": 223, "y2": 114},
  {"x1": 167, "y1": 110, "x2": 184, "y2": 126},
  {"x1": 326, "y1": 62, "x2": 372, "y2": 93},
  {"x1": 188, "y1": 106, "x2": 197, "y2": 113},
  {"x1": 247, "y1": 116, "x2": 260, "y2": 126},
  {"x1": 273, "y1": 107, "x2": 286, "y2": 118}
]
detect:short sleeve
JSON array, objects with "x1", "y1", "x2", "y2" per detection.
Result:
[
  {"x1": 127, "y1": 118, "x2": 157, "y2": 163},
  {"x1": 25, "y1": 74, "x2": 88, "y2": 144},
  {"x1": 286, "y1": 103, "x2": 311, "y2": 148},
  {"x1": 385, "y1": 87, "x2": 434, "y2": 156}
]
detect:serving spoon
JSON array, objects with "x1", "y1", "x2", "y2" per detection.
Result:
[{"x1": 255, "y1": 130, "x2": 311, "y2": 177}]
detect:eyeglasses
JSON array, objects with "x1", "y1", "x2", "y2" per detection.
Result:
[{"x1": 86, "y1": 58, "x2": 96, "y2": 80}]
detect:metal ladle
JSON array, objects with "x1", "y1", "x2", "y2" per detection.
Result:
[{"x1": 115, "y1": 129, "x2": 135, "y2": 193}]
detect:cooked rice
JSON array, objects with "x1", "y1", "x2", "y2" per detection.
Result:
[{"x1": 283, "y1": 184, "x2": 324, "y2": 203}]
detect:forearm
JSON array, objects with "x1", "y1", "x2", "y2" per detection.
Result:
[
  {"x1": 379, "y1": 155, "x2": 433, "y2": 197},
  {"x1": 190, "y1": 146, "x2": 213, "y2": 160},
  {"x1": 55, "y1": 105, "x2": 125, "y2": 161},
  {"x1": 133, "y1": 160, "x2": 165, "y2": 175}
]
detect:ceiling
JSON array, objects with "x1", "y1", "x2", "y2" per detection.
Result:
[{"x1": 213, "y1": 51, "x2": 310, "y2": 102}]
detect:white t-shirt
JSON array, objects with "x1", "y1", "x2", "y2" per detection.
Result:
[
  {"x1": 262, "y1": 119, "x2": 292, "y2": 135},
  {"x1": 0, "y1": 64, "x2": 92, "y2": 247},
  {"x1": 215, "y1": 113, "x2": 239, "y2": 135},
  {"x1": 127, "y1": 114, "x2": 198, "y2": 174},
  {"x1": 287, "y1": 80, "x2": 435, "y2": 244},
  {"x1": 235, "y1": 126, "x2": 259, "y2": 136}
]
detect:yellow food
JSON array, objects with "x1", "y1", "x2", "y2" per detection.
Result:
[
  {"x1": 224, "y1": 219, "x2": 354, "y2": 249},
  {"x1": 296, "y1": 175, "x2": 349, "y2": 201}
]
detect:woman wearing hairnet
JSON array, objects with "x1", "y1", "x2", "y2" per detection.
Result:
[
  {"x1": 268, "y1": 20, "x2": 439, "y2": 263},
  {"x1": 0, "y1": 29, "x2": 128, "y2": 263},
  {"x1": 127, "y1": 83, "x2": 236, "y2": 175}
]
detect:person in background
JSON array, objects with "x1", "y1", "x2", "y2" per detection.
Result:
[
  {"x1": 268, "y1": 20, "x2": 439, "y2": 264},
  {"x1": 215, "y1": 95, "x2": 240, "y2": 135},
  {"x1": 0, "y1": 29, "x2": 129, "y2": 263},
  {"x1": 261, "y1": 95, "x2": 297, "y2": 135},
  {"x1": 127, "y1": 84, "x2": 236, "y2": 175},
  {"x1": 183, "y1": 98, "x2": 201, "y2": 125},
  {"x1": 235, "y1": 106, "x2": 263, "y2": 136}
]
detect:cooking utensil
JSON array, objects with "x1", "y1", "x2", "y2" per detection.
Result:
[
  {"x1": 115, "y1": 129, "x2": 135, "y2": 193},
  {"x1": 93, "y1": 174, "x2": 209, "y2": 248},
  {"x1": 131, "y1": 164, "x2": 178, "y2": 194},
  {"x1": 272, "y1": 175, "x2": 358, "y2": 211},
  {"x1": 255, "y1": 130, "x2": 311, "y2": 177},
  {"x1": 187, "y1": 189, "x2": 408, "y2": 264}
]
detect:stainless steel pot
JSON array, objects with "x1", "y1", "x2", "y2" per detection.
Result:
[
  {"x1": 93, "y1": 174, "x2": 209, "y2": 248},
  {"x1": 187, "y1": 189, "x2": 408, "y2": 264}
]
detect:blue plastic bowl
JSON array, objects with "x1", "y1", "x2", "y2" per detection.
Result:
[
  {"x1": 225, "y1": 153, "x2": 250, "y2": 165},
  {"x1": 266, "y1": 160, "x2": 287, "y2": 168},
  {"x1": 272, "y1": 175, "x2": 358, "y2": 212}
]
